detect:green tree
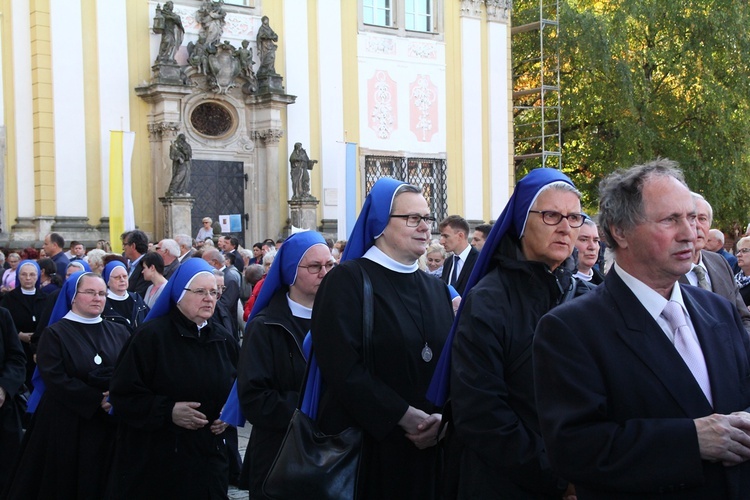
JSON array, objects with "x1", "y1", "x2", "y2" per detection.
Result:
[{"x1": 514, "y1": 0, "x2": 750, "y2": 229}]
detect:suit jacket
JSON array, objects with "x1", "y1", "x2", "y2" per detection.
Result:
[
  {"x1": 221, "y1": 266, "x2": 242, "y2": 339},
  {"x1": 534, "y1": 269, "x2": 750, "y2": 499},
  {"x1": 178, "y1": 248, "x2": 197, "y2": 262},
  {"x1": 718, "y1": 248, "x2": 740, "y2": 274},
  {"x1": 441, "y1": 246, "x2": 479, "y2": 295},
  {"x1": 679, "y1": 250, "x2": 750, "y2": 333},
  {"x1": 127, "y1": 258, "x2": 149, "y2": 300}
]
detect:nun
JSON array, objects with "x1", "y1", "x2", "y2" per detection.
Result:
[
  {"x1": 108, "y1": 258, "x2": 239, "y2": 499},
  {"x1": 309, "y1": 178, "x2": 454, "y2": 498},
  {"x1": 100, "y1": 260, "x2": 149, "y2": 333},
  {"x1": 427, "y1": 168, "x2": 588, "y2": 498},
  {"x1": 235, "y1": 231, "x2": 332, "y2": 496},
  {"x1": 0, "y1": 260, "x2": 46, "y2": 389},
  {"x1": 5, "y1": 271, "x2": 130, "y2": 499}
]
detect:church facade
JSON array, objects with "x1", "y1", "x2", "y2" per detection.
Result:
[{"x1": 0, "y1": 0, "x2": 513, "y2": 248}]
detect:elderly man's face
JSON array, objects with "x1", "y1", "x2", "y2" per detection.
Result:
[
  {"x1": 693, "y1": 198, "x2": 711, "y2": 253},
  {"x1": 613, "y1": 175, "x2": 696, "y2": 291},
  {"x1": 705, "y1": 231, "x2": 723, "y2": 252}
]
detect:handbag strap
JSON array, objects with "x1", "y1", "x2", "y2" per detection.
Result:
[{"x1": 360, "y1": 264, "x2": 374, "y2": 373}]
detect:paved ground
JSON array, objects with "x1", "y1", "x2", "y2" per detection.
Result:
[{"x1": 228, "y1": 424, "x2": 251, "y2": 499}]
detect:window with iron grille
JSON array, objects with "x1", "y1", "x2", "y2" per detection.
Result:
[{"x1": 364, "y1": 154, "x2": 447, "y2": 233}]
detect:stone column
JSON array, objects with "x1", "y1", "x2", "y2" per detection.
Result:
[
  {"x1": 160, "y1": 194, "x2": 195, "y2": 239},
  {"x1": 136, "y1": 83, "x2": 192, "y2": 238},
  {"x1": 246, "y1": 92, "x2": 296, "y2": 243}
]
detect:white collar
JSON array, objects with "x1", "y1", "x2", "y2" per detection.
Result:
[
  {"x1": 21, "y1": 288, "x2": 36, "y2": 295},
  {"x1": 287, "y1": 293, "x2": 313, "y2": 319},
  {"x1": 454, "y1": 244, "x2": 471, "y2": 262},
  {"x1": 63, "y1": 311, "x2": 103, "y2": 324},
  {"x1": 107, "y1": 289, "x2": 129, "y2": 301},
  {"x1": 614, "y1": 262, "x2": 688, "y2": 324},
  {"x1": 364, "y1": 246, "x2": 419, "y2": 273}
]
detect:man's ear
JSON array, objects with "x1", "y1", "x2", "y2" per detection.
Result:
[{"x1": 610, "y1": 225, "x2": 628, "y2": 249}]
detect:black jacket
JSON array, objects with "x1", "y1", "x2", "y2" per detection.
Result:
[
  {"x1": 449, "y1": 234, "x2": 585, "y2": 498},
  {"x1": 101, "y1": 292, "x2": 149, "y2": 333},
  {"x1": 237, "y1": 288, "x2": 308, "y2": 497}
]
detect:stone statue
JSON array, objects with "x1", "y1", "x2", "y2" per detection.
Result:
[
  {"x1": 256, "y1": 16, "x2": 279, "y2": 77},
  {"x1": 167, "y1": 134, "x2": 192, "y2": 196},
  {"x1": 153, "y1": 1, "x2": 184, "y2": 64},
  {"x1": 289, "y1": 142, "x2": 317, "y2": 200},
  {"x1": 187, "y1": 35, "x2": 211, "y2": 74},
  {"x1": 235, "y1": 40, "x2": 254, "y2": 78},
  {"x1": 196, "y1": 0, "x2": 227, "y2": 47}
]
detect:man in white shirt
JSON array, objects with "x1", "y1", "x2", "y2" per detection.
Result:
[{"x1": 439, "y1": 215, "x2": 478, "y2": 295}]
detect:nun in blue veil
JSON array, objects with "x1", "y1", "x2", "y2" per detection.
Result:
[
  {"x1": 308, "y1": 177, "x2": 454, "y2": 499},
  {"x1": 108, "y1": 258, "x2": 239, "y2": 499},
  {"x1": 427, "y1": 168, "x2": 586, "y2": 498},
  {"x1": 225, "y1": 231, "x2": 331, "y2": 495},
  {"x1": 5, "y1": 271, "x2": 130, "y2": 499}
]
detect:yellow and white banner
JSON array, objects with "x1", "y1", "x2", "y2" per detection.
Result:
[{"x1": 109, "y1": 131, "x2": 136, "y2": 247}]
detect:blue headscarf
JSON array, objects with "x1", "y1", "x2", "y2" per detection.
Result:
[
  {"x1": 427, "y1": 168, "x2": 577, "y2": 405},
  {"x1": 144, "y1": 257, "x2": 214, "y2": 322},
  {"x1": 66, "y1": 260, "x2": 92, "y2": 275},
  {"x1": 341, "y1": 177, "x2": 406, "y2": 261},
  {"x1": 15, "y1": 260, "x2": 41, "y2": 289},
  {"x1": 102, "y1": 260, "x2": 126, "y2": 285},
  {"x1": 221, "y1": 231, "x2": 328, "y2": 427},
  {"x1": 28, "y1": 271, "x2": 93, "y2": 413}
]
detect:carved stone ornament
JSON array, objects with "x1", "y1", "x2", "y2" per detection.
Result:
[
  {"x1": 485, "y1": 0, "x2": 512, "y2": 21},
  {"x1": 252, "y1": 129, "x2": 284, "y2": 145},
  {"x1": 207, "y1": 40, "x2": 242, "y2": 94},
  {"x1": 460, "y1": 0, "x2": 483, "y2": 17},
  {"x1": 147, "y1": 121, "x2": 181, "y2": 139}
]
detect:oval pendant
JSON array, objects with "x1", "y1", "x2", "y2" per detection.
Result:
[
  {"x1": 421, "y1": 344, "x2": 433, "y2": 363},
  {"x1": 94, "y1": 354, "x2": 102, "y2": 365}
]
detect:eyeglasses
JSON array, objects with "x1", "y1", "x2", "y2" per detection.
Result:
[
  {"x1": 299, "y1": 262, "x2": 335, "y2": 274},
  {"x1": 183, "y1": 288, "x2": 219, "y2": 298},
  {"x1": 528, "y1": 210, "x2": 587, "y2": 228},
  {"x1": 390, "y1": 214, "x2": 437, "y2": 227},
  {"x1": 737, "y1": 248, "x2": 750, "y2": 254},
  {"x1": 78, "y1": 290, "x2": 107, "y2": 298}
]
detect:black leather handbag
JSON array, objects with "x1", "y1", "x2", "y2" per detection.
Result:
[{"x1": 263, "y1": 265, "x2": 374, "y2": 500}]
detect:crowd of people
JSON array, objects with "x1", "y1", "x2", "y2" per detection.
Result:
[{"x1": 1, "y1": 157, "x2": 750, "y2": 499}]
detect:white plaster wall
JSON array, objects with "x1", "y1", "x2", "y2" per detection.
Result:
[
  {"x1": 357, "y1": 33, "x2": 447, "y2": 154},
  {"x1": 316, "y1": 0, "x2": 345, "y2": 222},
  {"x1": 11, "y1": 1, "x2": 34, "y2": 218},
  {"x1": 460, "y1": 16, "x2": 483, "y2": 220},
  {"x1": 283, "y1": 0, "x2": 312, "y2": 202},
  {"x1": 488, "y1": 21, "x2": 510, "y2": 217},
  {"x1": 50, "y1": 0, "x2": 87, "y2": 216},
  {"x1": 97, "y1": 0, "x2": 132, "y2": 217}
]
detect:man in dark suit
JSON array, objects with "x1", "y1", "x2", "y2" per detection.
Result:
[
  {"x1": 679, "y1": 194, "x2": 750, "y2": 333},
  {"x1": 439, "y1": 215, "x2": 478, "y2": 295},
  {"x1": 203, "y1": 248, "x2": 241, "y2": 340},
  {"x1": 125, "y1": 230, "x2": 149, "y2": 299},
  {"x1": 175, "y1": 234, "x2": 197, "y2": 262},
  {"x1": 534, "y1": 159, "x2": 750, "y2": 499}
]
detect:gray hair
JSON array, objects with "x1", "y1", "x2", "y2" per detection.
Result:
[
  {"x1": 598, "y1": 158, "x2": 686, "y2": 249},
  {"x1": 85, "y1": 249, "x2": 107, "y2": 270},
  {"x1": 737, "y1": 236, "x2": 750, "y2": 248},
  {"x1": 708, "y1": 228, "x2": 725, "y2": 245},
  {"x1": 262, "y1": 250, "x2": 276, "y2": 266},
  {"x1": 159, "y1": 238, "x2": 180, "y2": 258},
  {"x1": 238, "y1": 248, "x2": 253, "y2": 260},
  {"x1": 174, "y1": 234, "x2": 192, "y2": 249}
]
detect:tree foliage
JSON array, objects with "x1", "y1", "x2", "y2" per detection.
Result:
[{"x1": 513, "y1": 0, "x2": 750, "y2": 230}]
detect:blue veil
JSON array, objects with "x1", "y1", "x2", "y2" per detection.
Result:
[{"x1": 15, "y1": 260, "x2": 41, "y2": 289}]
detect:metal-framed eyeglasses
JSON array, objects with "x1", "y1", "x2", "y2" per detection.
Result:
[
  {"x1": 528, "y1": 210, "x2": 587, "y2": 228},
  {"x1": 77, "y1": 290, "x2": 108, "y2": 298},
  {"x1": 183, "y1": 287, "x2": 220, "y2": 299},
  {"x1": 737, "y1": 248, "x2": 750, "y2": 255},
  {"x1": 298, "y1": 262, "x2": 335, "y2": 274},
  {"x1": 390, "y1": 214, "x2": 437, "y2": 227}
]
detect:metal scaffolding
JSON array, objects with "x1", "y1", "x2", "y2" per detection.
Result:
[{"x1": 512, "y1": 0, "x2": 561, "y2": 171}]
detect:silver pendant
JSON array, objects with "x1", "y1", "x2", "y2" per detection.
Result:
[
  {"x1": 94, "y1": 354, "x2": 102, "y2": 365},
  {"x1": 421, "y1": 344, "x2": 433, "y2": 363}
]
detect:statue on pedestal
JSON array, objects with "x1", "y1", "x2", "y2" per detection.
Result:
[
  {"x1": 256, "y1": 16, "x2": 279, "y2": 77},
  {"x1": 289, "y1": 142, "x2": 317, "y2": 200},
  {"x1": 153, "y1": 1, "x2": 184, "y2": 64},
  {"x1": 195, "y1": 0, "x2": 226, "y2": 47},
  {"x1": 167, "y1": 134, "x2": 192, "y2": 196}
]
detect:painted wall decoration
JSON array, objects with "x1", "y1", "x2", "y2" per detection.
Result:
[
  {"x1": 368, "y1": 71, "x2": 398, "y2": 140},
  {"x1": 410, "y1": 75, "x2": 438, "y2": 142}
]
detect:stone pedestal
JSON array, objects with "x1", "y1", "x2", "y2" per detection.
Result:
[
  {"x1": 257, "y1": 74, "x2": 285, "y2": 94},
  {"x1": 160, "y1": 195, "x2": 195, "y2": 239},
  {"x1": 151, "y1": 62, "x2": 183, "y2": 85},
  {"x1": 289, "y1": 198, "x2": 320, "y2": 232}
]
